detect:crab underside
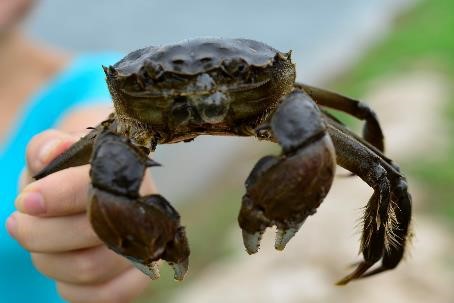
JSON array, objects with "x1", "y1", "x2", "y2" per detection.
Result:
[{"x1": 35, "y1": 38, "x2": 412, "y2": 284}]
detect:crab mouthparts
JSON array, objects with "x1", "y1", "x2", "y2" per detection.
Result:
[
  {"x1": 171, "y1": 92, "x2": 230, "y2": 125},
  {"x1": 196, "y1": 91, "x2": 230, "y2": 123}
]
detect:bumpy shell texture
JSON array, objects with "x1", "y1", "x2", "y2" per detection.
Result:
[{"x1": 113, "y1": 38, "x2": 282, "y2": 77}]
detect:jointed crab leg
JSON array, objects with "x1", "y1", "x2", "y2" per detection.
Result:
[
  {"x1": 34, "y1": 114, "x2": 118, "y2": 179},
  {"x1": 296, "y1": 82, "x2": 385, "y2": 152},
  {"x1": 322, "y1": 112, "x2": 398, "y2": 170},
  {"x1": 327, "y1": 123, "x2": 412, "y2": 284},
  {"x1": 239, "y1": 90, "x2": 336, "y2": 253}
]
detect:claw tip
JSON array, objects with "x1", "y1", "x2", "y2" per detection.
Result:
[
  {"x1": 169, "y1": 259, "x2": 189, "y2": 281},
  {"x1": 242, "y1": 230, "x2": 264, "y2": 255},
  {"x1": 335, "y1": 277, "x2": 350, "y2": 286},
  {"x1": 129, "y1": 260, "x2": 160, "y2": 280},
  {"x1": 274, "y1": 223, "x2": 304, "y2": 252},
  {"x1": 335, "y1": 262, "x2": 372, "y2": 286},
  {"x1": 274, "y1": 244, "x2": 286, "y2": 251}
]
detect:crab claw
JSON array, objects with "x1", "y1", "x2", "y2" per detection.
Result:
[
  {"x1": 238, "y1": 91, "x2": 336, "y2": 255},
  {"x1": 88, "y1": 132, "x2": 190, "y2": 280},
  {"x1": 89, "y1": 189, "x2": 191, "y2": 280}
]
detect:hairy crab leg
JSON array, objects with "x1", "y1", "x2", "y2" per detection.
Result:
[
  {"x1": 239, "y1": 90, "x2": 336, "y2": 254},
  {"x1": 361, "y1": 178, "x2": 412, "y2": 278},
  {"x1": 327, "y1": 123, "x2": 412, "y2": 285},
  {"x1": 296, "y1": 82, "x2": 385, "y2": 152}
]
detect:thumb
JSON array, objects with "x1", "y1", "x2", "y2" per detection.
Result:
[{"x1": 26, "y1": 129, "x2": 79, "y2": 177}]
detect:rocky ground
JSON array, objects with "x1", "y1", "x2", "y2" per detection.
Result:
[{"x1": 167, "y1": 71, "x2": 454, "y2": 303}]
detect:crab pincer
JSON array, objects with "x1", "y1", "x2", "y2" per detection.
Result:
[
  {"x1": 88, "y1": 132, "x2": 190, "y2": 281},
  {"x1": 239, "y1": 91, "x2": 336, "y2": 253}
]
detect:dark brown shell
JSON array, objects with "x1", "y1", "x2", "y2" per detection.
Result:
[
  {"x1": 105, "y1": 38, "x2": 296, "y2": 144},
  {"x1": 113, "y1": 38, "x2": 284, "y2": 77}
]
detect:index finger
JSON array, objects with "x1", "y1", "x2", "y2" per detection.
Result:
[{"x1": 16, "y1": 165, "x2": 90, "y2": 217}]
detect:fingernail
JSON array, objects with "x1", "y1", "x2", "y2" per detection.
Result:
[
  {"x1": 38, "y1": 138, "x2": 62, "y2": 165},
  {"x1": 5, "y1": 214, "x2": 17, "y2": 238},
  {"x1": 15, "y1": 192, "x2": 46, "y2": 215}
]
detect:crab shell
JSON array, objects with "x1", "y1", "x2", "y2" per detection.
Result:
[{"x1": 103, "y1": 38, "x2": 296, "y2": 143}]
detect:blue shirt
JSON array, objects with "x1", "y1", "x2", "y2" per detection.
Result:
[{"x1": 0, "y1": 53, "x2": 121, "y2": 302}]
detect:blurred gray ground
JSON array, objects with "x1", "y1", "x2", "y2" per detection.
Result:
[{"x1": 26, "y1": 0, "x2": 414, "y2": 202}]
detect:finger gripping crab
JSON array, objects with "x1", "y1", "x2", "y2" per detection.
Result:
[{"x1": 35, "y1": 38, "x2": 412, "y2": 284}]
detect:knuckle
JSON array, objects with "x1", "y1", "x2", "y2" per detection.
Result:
[
  {"x1": 26, "y1": 129, "x2": 59, "y2": 159},
  {"x1": 56, "y1": 283, "x2": 71, "y2": 302},
  {"x1": 14, "y1": 216, "x2": 38, "y2": 250},
  {"x1": 30, "y1": 253, "x2": 47, "y2": 274},
  {"x1": 56, "y1": 283, "x2": 84, "y2": 303},
  {"x1": 73, "y1": 252, "x2": 102, "y2": 284},
  {"x1": 110, "y1": 290, "x2": 136, "y2": 303},
  {"x1": 97, "y1": 289, "x2": 127, "y2": 303}
]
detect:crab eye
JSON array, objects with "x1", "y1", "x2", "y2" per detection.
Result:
[
  {"x1": 172, "y1": 58, "x2": 186, "y2": 65},
  {"x1": 171, "y1": 96, "x2": 191, "y2": 125},
  {"x1": 198, "y1": 56, "x2": 214, "y2": 69},
  {"x1": 199, "y1": 57, "x2": 212, "y2": 63},
  {"x1": 142, "y1": 59, "x2": 163, "y2": 79},
  {"x1": 122, "y1": 74, "x2": 146, "y2": 91},
  {"x1": 223, "y1": 58, "x2": 249, "y2": 77}
]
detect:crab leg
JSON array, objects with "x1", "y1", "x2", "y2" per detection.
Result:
[
  {"x1": 88, "y1": 131, "x2": 190, "y2": 281},
  {"x1": 34, "y1": 114, "x2": 117, "y2": 179},
  {"x1": 322, "y1": 112, "x2": 399, "y2": 171},
  {"x1": 296, "y1": 82, "x2": 385, "y2": 152},
  {"x1": 327, "y1": 123, "x2": 412, "y2": 285},
  {"x1": 239, "y1": 90, "x2": 336, "y2": 253}
]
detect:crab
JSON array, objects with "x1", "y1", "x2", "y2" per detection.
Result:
[{"x1": 35, "y1": 38, "x2": 412, "y2": 284}]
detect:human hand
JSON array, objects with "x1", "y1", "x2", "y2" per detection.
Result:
[{"x1": 6, "y1": 129, "x2": 151, "y2": 303}]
